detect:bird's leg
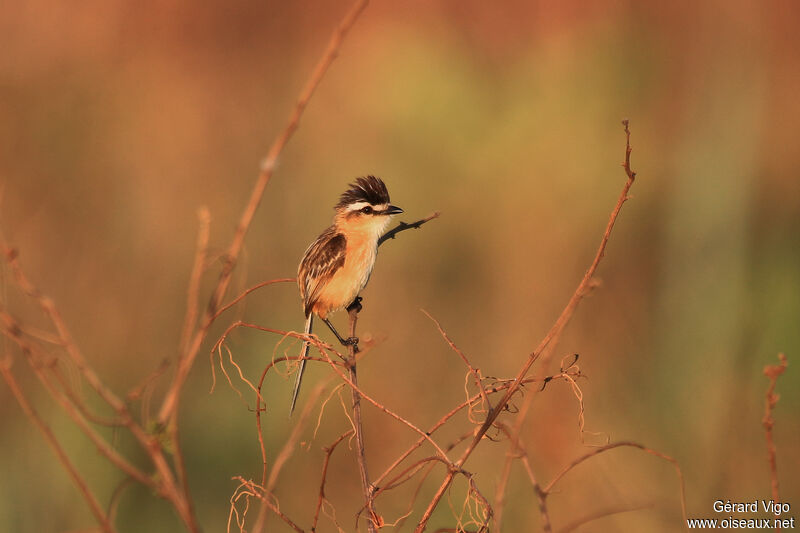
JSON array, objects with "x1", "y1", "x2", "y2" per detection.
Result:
[
  {"x1": 346, "y1": 296, "x2": 363, "y2": 314},
  {"x1": 321, "y1": 316, "x2": 359, "y2": 347}
]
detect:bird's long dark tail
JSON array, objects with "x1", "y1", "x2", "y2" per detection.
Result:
[{"x1": 289, "y1": 314, "x2": 313, "y2": 417}]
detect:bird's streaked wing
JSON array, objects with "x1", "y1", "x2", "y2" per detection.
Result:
[{"x1": 299, "y1": 228, "x2": 346, "y2": 317}]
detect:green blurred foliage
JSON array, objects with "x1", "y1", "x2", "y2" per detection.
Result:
[{"x1": 1, "y1": 1, "x2": 798, "y2": 531}]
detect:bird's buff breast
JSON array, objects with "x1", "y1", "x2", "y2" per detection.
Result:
[{"x1": 314, "y1": 233, "x2": 377, "y2": 316}]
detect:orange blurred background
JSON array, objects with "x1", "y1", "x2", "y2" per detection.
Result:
[{"x1": 1, "y1": 1, "x2": 798, "y2": 531}]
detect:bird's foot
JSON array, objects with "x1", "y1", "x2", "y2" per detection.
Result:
[{"x1": 342, "y1": 336, "x2": 359, "y2": 347}]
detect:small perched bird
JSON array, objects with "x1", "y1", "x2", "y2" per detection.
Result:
[{"x1": 290, "y1": 176, "x2": 403, "y2": 415}]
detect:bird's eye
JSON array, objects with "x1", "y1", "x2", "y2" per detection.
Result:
[{"x1": 361, "y1": 206, "x2": 373, "y2": 214}]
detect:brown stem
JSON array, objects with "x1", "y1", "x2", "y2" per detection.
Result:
[
  {"x1": 316, "y1": 340, "x2": 452, "y2": 461},
  {"x1": 0, "y1": 361, "x2": 115, "y2": 533},
  {"x1": 763, "y1": 352, "x2": 787, "y2": 533},
  {"x1": 467, "y1": 476, "x2": 493, "y2": 533},
  {"x1": 169, "y1": 412, "x2": 200, "y2": 533},
  {"x1": 422, "y1": 310, "x2": 490, "y2": 415},
  {"x1": 493, "y1": 348, "x2": 572, "y2": 531},
  {"x1": 378, "y1": 212, "x2": 441, "y2": 246},
  {"x1": 210, "y1": 278, "x2": 295, "y2": 323},
  {"x1": 2, "y1": 249, "x2": 150, "y2": 444},
  {"x1": 179, "y1": 207, "x2": 211, "y2": 355},
  {"x1": 312, "y1": 430, "x2": 354, "y2": 532},
  {"x1": 230, "y1": 477, "x2": 305, "y2": 533},
  {"x1": 249, "y1": 382, "x2": 327, "y2": 533},
  {"x1": 414, "y1": 120, "x2": 638, "y2": 532},
  {"x1": 493, "y1": 423, "x2": 551, "y2": 533},
  {"x1": 541, "y1": 441, "x2": 687, "y2": 524},
  {"x1": 0, "y1": 314, "x2": 155, "y2": 491},
  {"x1": 348, "y1": 304, "x2": 381, "y2": 532},
  {"x1": 157, "y1": 0, "x2": 371, "y2": 425},
  {"x1": 371, "y1": 374, "x2": 558, "y2": 491},
  {"x1": 0, "y1": 294, "x2": 193, "y2": 528},
  {"x1": 557, "y1": 503, "x2": 653, "y2": 533}
]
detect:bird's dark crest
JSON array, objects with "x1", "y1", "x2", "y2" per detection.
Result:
[{"x1": 335, "y1": 176, "x2": 390, "y2": 209}]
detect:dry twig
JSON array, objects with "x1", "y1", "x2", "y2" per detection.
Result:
[
  {"x1": 229, "y1": 477, "x2": 304, "y2": 533},
  {"x1": 763, "y1": 353, "x2": 787, "y2": 516},
  {"x1": 346, "y1": 304, "x2": 382, "y2": 532},
  {"x1": 179, "y1": 207, "x2": 211, "y2": 354},
  {"x1": 557, "y1": 502, "x2": 653, "y2": 533},
  {"x1": 414, "y1": 120, "x2": 639, "y2": 532},
  {"x1": 542, "y1": 441, "x2": 687, "y2": 526},
  {"x1": 1, "y1": 0, "x2": 371, "y2": 529},
  {"x1": 0, "y1": 251, "x2": 195, "y2": 529},
  {"x1": 0, "y1": 360, "x2": 114, "y2": 533},
  {"x1": 378, "y1": 212, "x2": 441, "y2": 246},
  {"x1": 423, "y1": 310, "x2": 491, "y2": 418},
  {"x1": 313, "y1": 430, "x2": 355, "y2": 532},
  {"x1": 493, "y1": 355, "x2": 580, "y2": 531},
  {"x1": 157, "y1": 0, "x2": 371, "y2": 425}
]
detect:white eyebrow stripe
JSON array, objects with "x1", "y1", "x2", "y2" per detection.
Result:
[
  {"x1": 346, "y1": 202, "x2": 389, "y2": 212},
  {"x1": 346, "y1": 202, "x2": 370, "y2": 211}
]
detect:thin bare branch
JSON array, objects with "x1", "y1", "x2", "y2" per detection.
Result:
[
  {"x1": 557, "y1": 502, "x2": 653, "y2": 533},
  {"x1": 378, "y1": 212, "x2": 441, "y2": 247},
  {"x1": 231, "y1": 477, "x2": 305, "y2": 533},
  {"x1": 466, "y1": 476, "x2": 493, "y2": 533},
  {"x1": 210, "y1": 278, "x2": 295, "y2": 323},
  {"x1": 415, "y1": 120, "x2": 639, "y2": 532},
  {"x1": 422, "y1": 310, "x2": 490, "y2": 416},
  {"x1": 180, "y1": 207, "x2": 211, "y2": 355},
  {"x1": 252, "y1": 348, "x2": 346, "y2": 487},
  {"x1": 347, "y1": 306, "x2": 381, "y2": 532},
  {"x1": 158, "y1": 0, "x2": 371, "y2": 425},
  {"x1": 493, "y1": 423, "x2": 551, "y2": 533},
  {"x1": 495, "y1": 354, "x2": 580, "y2": 529},
  {"x1": 0, "y1": 360, "x2": 115, "y2": 533},
  {"x1": 315, "y1": 343, "x2": 453, "y2": 463},
  {"x1": 2, "y1": 247, "x2": 138, "y2": 433},
  {"x1": 313, "y1": 430, "x2": 354, "y2": 532},
  {"x1": 3, "y1": 320, "x2": 156, "y2": 489},
  {"x1": 107, "y1": 478, "x2": 136, "y2": 525},
  {"x1": 170, "y1": 411, "x2": 200, "y2": 533},
  {"x1": 763, "y1": 352, "x2": 787, "y2": 513},
  {"x1": 542, "y1": 441, "x2": 687, "y2": 525},
  {"x1": 372, "y1": 374, "x2": 558, "y2": 491},
  {"x1": 0, "y1": 304, "x2": 193, "y2": 527},
  {"x1": 49, "y1": 363, "x2": 126, "y2": 428},
  {"x1": 249, "y1": 383, "x2": 328, "y2": 533}
]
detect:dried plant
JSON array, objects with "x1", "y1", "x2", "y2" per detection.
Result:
[
  {"x1": 763, "y1": 352, "x2": 788, "y2": 525},
  {"x1": 1, "y1": 1, "x2": 787, "y2": 532}
]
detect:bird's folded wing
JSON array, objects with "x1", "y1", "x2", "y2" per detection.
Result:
[{"x1": 300, "y1": 231, "x2": 347, "y2": 316}]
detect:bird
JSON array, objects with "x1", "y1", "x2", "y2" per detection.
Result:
[{"x1": 290, "y1": 176, "x2": 403, "y2": 415}]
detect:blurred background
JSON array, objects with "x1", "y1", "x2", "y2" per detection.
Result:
[{"x1": 1, "y1": 0, "x2": 798, "y2": 531}]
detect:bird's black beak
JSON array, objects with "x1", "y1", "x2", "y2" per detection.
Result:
[{"x1": 386, "y1": 205, "x2": 403, "y2": 215}]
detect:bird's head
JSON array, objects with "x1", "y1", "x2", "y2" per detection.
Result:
[{"x1": 334, "y1": 176, "x2": 403, "y2": 236}]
